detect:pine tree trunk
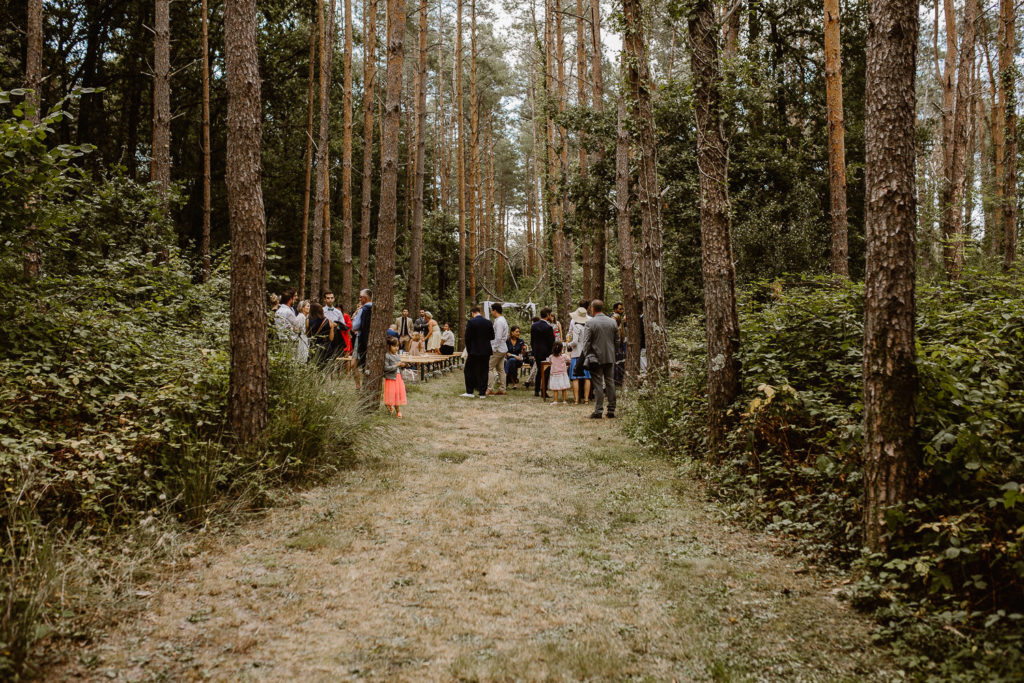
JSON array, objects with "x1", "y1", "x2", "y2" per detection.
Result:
[
  {"x1": 623, "y1": 0, "x2": 669, "y2": 379},
  {"x1": 986, "y1": 47, "x2": 1006, "y2": 258},
  {"x1": 577, "y1": 0, "x2": 591, "y2": 300},
  {"x1": 456, "y1": 0, "x2": 467, "y2": 341},
  {"x1": 468, "y1": 0, "x2": 479, "y2": 305},
  {"x1": 408, "y1": 0, "x2": 428, "y2": 314},
  {"x1": 201, "y1": 0, "x2": 213, "y2": 283},
  {"x1": 688, "y1": 0, "x2": 741, "y2": 442},
  {"x1": 360, "y1": 0, "x2": 377, "y2": 300},
  {"x1": 590, "y1": 0, "x2": 606, "y2": 300},
  {"x1": 311, "y1": 0, "x2": 329, "y2": 299},
  {"x1": 1001, "y1": 0, "x2": 1018, "y2": 269},
  {"x1": 152, "y1": 0, "x2": 171, "y2": 198},
  {"x1": 363, "y1": 0, "x2": 405, "y2": 404},
  {"x1": 341, "y1": 0, "x2": 355, "y2": 307},
  {"x1": 940, "y1": 0, "x2": 977, "y2": 281},
  {"x1": 225, "y1": 0, "x2": 269, "y2": 444},
  {"x1": 824, "y1": 0, "x2": 848, "y2": 276},
  {"x1": 556, "y1": 2, "x2": 571, "y2": 331},
  {"x1": 319, "y1": 0, "x2": 338, "y2": 293},
  {"x1": 616, "y1": 98, "x2": 642, "y2": 388},
  {"x1": 26, "y1": 0, "x2": 43, "y2": 124},
  {"x1": 23, "y1": 0, "x2": 43, "y2": 278},
  {"x1": 862, "y1": 0, "x2": 918, "y2": 551},
  {"x1": 301, "y1": 9, "x2": 317, "y2": 299}
]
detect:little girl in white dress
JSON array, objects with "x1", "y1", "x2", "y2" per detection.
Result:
[{"x1": 547, "y1": 341, "x2": 571, "y2": 404}]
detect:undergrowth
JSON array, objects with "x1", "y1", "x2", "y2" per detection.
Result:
[
  {"x1": 627, "y1": 273, "x2": 1024, "y2": 680},
  {"x1": 0, "y1": 93, "x2": 376, "y2": 679}
]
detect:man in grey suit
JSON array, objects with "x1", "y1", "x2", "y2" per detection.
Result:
[{"x1": 579, "y1": 299, "x2": 619, "y2": 418}]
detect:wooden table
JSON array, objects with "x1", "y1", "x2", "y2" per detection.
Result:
[{"x1": 401, "y1": 353, "x2": 463, "y2": 382}]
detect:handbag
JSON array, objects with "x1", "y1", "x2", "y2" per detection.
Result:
[{"x1": 583, "y1": 352, "x2": 600, "y2": 371}]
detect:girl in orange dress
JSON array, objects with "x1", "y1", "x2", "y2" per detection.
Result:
[{"x1": 382, "y1": 336, "x2": 408, "y2": 418}]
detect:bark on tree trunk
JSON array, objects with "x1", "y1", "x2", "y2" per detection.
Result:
[
  {"x1": 312, "y1": 0, "x2": 337, "y2": 299},
  {"x1": 940, "y1": 0, "x2": 977, "y2": 281},
  {"x1": 456, "y1": 0, "x2": 467, "y2": 342},
  {"x1": 201, "y1": 0, "x2": 213, "y2": 283},
  {"x1": 623, "y1": 0, "x2": 669, "y2": 380},
  {"x1": 225, "y1": 0, "x2": 269, "y2": 444},
  {"x1": 152, "y1": 0, "x2": 171, "y2": 199},
  {"x1": 26, "y1": 0, "x2": 43, "y2": 124},
  {"x1": 301, "y1": 10, "x2": 317, "y2": 299},
  {"x1": 407, "y1": 0, "x2": 428, "y2": 314},
  {"x1": 688, "y1": 0, "x2": 741, "y2": 444},
  {"x1": 824, "y1": 0, "x2": 848, "y2": 276},
  {"x1": 862, "y1": 0, "x2": 918, "y2": 551},
  {"x1": 341, "y1": 0, "x2": 355, "y2": 307},
  {"x1": 363, "y1": 0, "x2": 405, "y2": 404},
  {"x1": 1000, "y1": 0, "x2": 1018, "y2": 269},
  {"x1": 590, "y1": 0, "x2": 606, "y2": 300},
  {"x1": 360, "y1": 0, "x2": 377, "y2": 301},
  {"x1": 577, "y1": 0, "x2": 591, "y2": 301},
  {"x1": 320, "y1": 0, "x2": 338, "y2": 293},
  {"x1": 469, "y1": 0, "x2": 479, "y2": 305},
  {"x1": 616, "y1": 98, "x2": 642, "y2": 388}
]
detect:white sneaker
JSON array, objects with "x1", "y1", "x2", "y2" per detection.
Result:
[
  {"x1": 477, "y1": 394, "x2": 486, "y2": 399},
  {"x1": 460, "y1": 393, "x2": 474, "y2": 398}
]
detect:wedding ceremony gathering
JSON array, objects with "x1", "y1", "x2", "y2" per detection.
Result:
[{"x1": 3, "y1": 0, "x2": 1024, "y2": 677}]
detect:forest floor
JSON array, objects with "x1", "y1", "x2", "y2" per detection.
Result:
[{"x1": 47, "y1": 373, "x2": 897, "y2": 682}]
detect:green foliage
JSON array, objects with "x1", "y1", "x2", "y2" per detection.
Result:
[
  {"x1": 627, "y1": 272, "x2": 1024, "y2": 677},
  {"x1": 0, "y1": 109, "x2": 373, "y2": 678}
]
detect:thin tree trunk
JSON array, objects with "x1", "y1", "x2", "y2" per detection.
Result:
[
  {"x1": 26, "y1": 0, "x2": 43, "y2": 123},
  {"x1": 341, "y1": 0, "x2": 355, "y2": 306},
  {"x1": 23, "y1": 0, "x2": 43, "y2": 278},
  {"x1": 577, "y1": 0, "x2": 591, "y2": 300},
  {"x1": 320, "y1": 0, "x2": 338, "y2": 293},
  {"x1": 688, "y1": 0, "x2": 741, "y2": 442},
  {"x1": 623, "y1": 0, "x2": 669, "y2": 379},
  {"x1": 590, "y1": 0, "x2": 606, "y2": 300},
  {"x1": 985, "y1": 40, "x2": 1006, "y2": 258},
  {"x1": 824, "y1": 0, "x2": 848, "y2": 276},
  {"x1": 301, "y1": 9, "x2": 317, "y2": 299},
  {"x1": 940, "y1": 0, "x2": 978, "y2": 281},
  {"x1": 407, "y1": 0, "x2": 428, "y2": 314},
  {"x1": 225, "y1": 0, "x2": 269, "y2": 443},
  {"x1": 456, "y1": 0, "x2": 467, "y2": 340},
  {"x1": 152, "y1": 0, "x2": 171, "y2": 199},
  {"x1": 616, "y1": 98, "x2": 642, "y2": 388},
  {"x1": 469, "y1": 0, "x2": 479, "y2": 304},
  {"x1": 201, "y1": 0, "x2": 213, "y2": 283},
  {"x1": 556, "y1": 1, "x2": 571, "y2": 331},
  {"x1": 311, "y1": 0, "x2": 329, "y2": 299},
  {"x1": 1000, "y1": 0, "x2": 1018, "y2": 268},
  {"x1": 360, "y1": 0, "x2": 377, "y2": 300},
  {"x1": 363, "y1": 0, "x2": 405, "y2": 403},
  {"x1": 862, "y1": 0, "x2": 918, "y2": 551}
]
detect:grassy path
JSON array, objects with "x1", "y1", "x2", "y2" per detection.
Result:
[{"x1": 52, "y1": 374, "x2": 893, "y2": 681}]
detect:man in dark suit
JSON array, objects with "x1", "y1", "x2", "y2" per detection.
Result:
[
  {"x1": 462, "y1": 306, "x2": 494, "y2": 398},
  {"x1": 530, "y1": 307, "x2": 556, "y2": 397},
  {"x1": 579, "y1": 299, "x2": 619, "y2": 418}
]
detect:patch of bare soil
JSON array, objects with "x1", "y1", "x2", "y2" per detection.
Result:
[{"x1": 49, "y1": 374, "x2": 895, "y2": 681}]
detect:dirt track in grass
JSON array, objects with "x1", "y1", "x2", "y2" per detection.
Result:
[{"x1": 49, "y1": 373, "x2": 895, "y2": 681}]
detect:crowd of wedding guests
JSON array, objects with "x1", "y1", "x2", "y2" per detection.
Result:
[
  {"x1": 459, "y1": 298, "x2": 642, "y2": 420},
  {"x1": 272, "y1": 288, "x2": 457, "y2": 369}
]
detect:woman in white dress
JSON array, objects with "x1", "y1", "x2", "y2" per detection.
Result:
[
  {"x1": 425, "y1": 311, "x2": 443, "y2": 352},
  {"x1": 295, "y1": 300, "x2": 310, "y2": 363}
]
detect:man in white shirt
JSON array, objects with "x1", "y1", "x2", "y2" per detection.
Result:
[
  {"x1": 274, "y1": 289, "x2": 302, "y2": 346},
  {"x1": 322, "y1": 291, "x2": 349, "y2": 360},
  {"x1": 487, "y1": 302, "x2": 510, "y2": 395}
]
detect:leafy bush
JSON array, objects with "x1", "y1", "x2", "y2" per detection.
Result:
[
  {"x1": 0, "y1": 94, "x2": 374, "y2": 679},
  {"x1": 627, "y1": 272, "x2": 1024, "y2": 677}
]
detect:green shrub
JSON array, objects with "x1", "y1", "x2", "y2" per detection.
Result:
[
  {"x1": 0, "y1": 96, "x2": 374, "y2": 678},
  {"x1": 628, "y1": 272, "x2": 1024, "y2": 677}
]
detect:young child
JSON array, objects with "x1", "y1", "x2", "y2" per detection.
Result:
[
  {"x1": 409, "y1": 332, "x2": 426, "y2": 355},
  {"x1": 383, "y1": 337, "x2": 408, "y2": 418},
  {"x1": 547, "y1": 340, "x2": 571, "y2": 404}
]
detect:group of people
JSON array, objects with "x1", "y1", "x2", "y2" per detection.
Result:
[
  {"x1": 272, "y1": 287, "x2": 374, "y2": 376},
  {"x1": 460, "y1": 299, "x2": 626, "y2": 419},
  {"x1": 389, "y1": 309, "x2": 456, "y2": 356}
]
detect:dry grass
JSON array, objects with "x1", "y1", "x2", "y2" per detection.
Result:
[{"x1": 44, "y1": 375, "x2": 896, "y2": 681}]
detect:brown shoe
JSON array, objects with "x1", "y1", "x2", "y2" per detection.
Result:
[{"x1": 486, "y1": 390, "x2": 495, "y2": 395}]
